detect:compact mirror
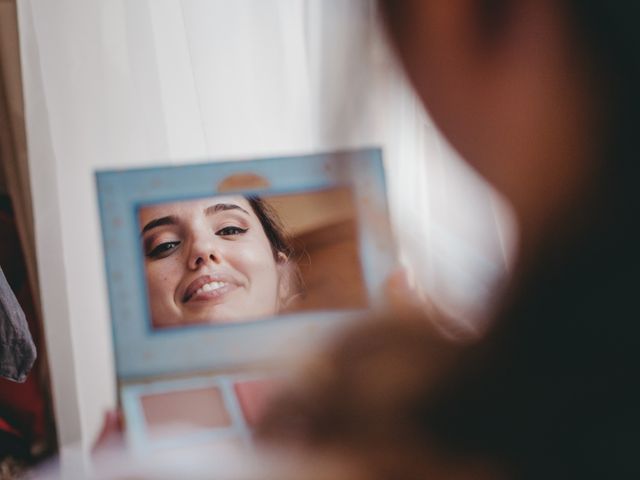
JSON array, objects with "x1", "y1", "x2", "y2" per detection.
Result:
[
  {"x1": 138, "y1": 187, "x2": 367, "y2": 329},
  {"x1": 97, "y1": 148, "x2": 394, "y2": 379}
]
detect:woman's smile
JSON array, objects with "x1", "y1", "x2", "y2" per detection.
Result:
[{"x1": 181, "y1": 273, "x2": 244, "y2": 304}]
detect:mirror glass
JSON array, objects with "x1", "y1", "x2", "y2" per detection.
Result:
[{"x1": 138, "y1": 187, "x2": 367, "y2": 329}]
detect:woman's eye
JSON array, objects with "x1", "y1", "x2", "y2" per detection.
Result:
[
  {"x1": 147, "y1": 241, "x2": 180, "y2": 259},
  {"x1": 216, "y1": 226, "x2": 248, "y2": 236}
]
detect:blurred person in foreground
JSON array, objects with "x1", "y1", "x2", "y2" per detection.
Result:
[{"x1": 256, "y1": 1, "x2": 640, "y2": 478}]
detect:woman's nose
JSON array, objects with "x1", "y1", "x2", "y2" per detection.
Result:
[{"x1": 187, "y1": 235, "x2": 220, "y2": 269}]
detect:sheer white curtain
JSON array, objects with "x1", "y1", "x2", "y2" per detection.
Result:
[
  {"x1": 380, "y1": 69, "x2": 515, "y2": 327},
  {"x1": 20, "y1": 0, "x2": 513, "y2": 453}
]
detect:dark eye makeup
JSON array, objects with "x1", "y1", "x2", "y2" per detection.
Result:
[
  {"x1": 144, "y1": 225, "x2": 248, "y2": 260},
  {"x1": 146, "y1": 241, "x2": 181, "y2": 259},
  {"x1": 216, "y1": 226, "x2": 248, "y2": 236}
]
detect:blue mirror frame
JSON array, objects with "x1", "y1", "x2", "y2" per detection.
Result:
[{"x1": 96, "y1": 148, "x2": 395, "y2": 380}]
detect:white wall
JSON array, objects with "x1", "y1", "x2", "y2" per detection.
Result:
[{"x1": 18, "y1": 0, "x2": 514, "y2": 454}]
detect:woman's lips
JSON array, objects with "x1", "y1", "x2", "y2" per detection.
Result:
[
  {"x1": 188, "y1": 281, "x2": 239, "y2": 303},
  {"x1": 182, "y1": 274, "x2": 241, "y2": 303}
]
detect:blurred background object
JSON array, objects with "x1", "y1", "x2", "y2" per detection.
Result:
[
  {"x1": 269, "y1": 187, "x2": 368, "y2": 313},
  {"x1": 0, "y1": 0, "x2": 56, "y2": 468}
]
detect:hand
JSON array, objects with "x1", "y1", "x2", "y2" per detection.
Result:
[
  {"x1": 385, "y1": 268, "x2": 435, "y2": 315},
  {"x1": 385, "y1": 269, "x2": 478, "y2": 341},
  {"x1": 92, "y1": 409, "x2": 124, "y2": 452}
]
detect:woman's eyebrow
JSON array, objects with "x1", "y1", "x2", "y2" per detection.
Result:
[
  {"x1": 204, "y1": 203, "x2": 250, "y2": 216},
  {"x1": 141, "y1": 215, "x2": 177, "y2": 235}
]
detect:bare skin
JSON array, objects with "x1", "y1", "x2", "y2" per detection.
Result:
[{"x1": 382, "y1": 0, "x2": 600, "y2": 261}]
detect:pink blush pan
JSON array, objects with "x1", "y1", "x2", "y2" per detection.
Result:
[
  {"x1": 141, "y1": 386, "x2": 231, "y2": 439},
  {"x1": 233, "y1": 378, "x2": 281, "y2": 427}
]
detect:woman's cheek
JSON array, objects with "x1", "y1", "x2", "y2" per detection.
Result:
[
  {"x1": 147, "y1": 262, "x2": 179, "y2": 306},
  {"x1": 232, "y1": 243, "x2": 277, "y2": 279}
]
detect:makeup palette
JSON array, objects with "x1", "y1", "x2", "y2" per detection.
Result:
[
  {"x1": 121, "y1": 371, "x2": 280, "y2": 454},
  {"x1": 96, "y1": 148, "x2": 395, "y2": 453}
]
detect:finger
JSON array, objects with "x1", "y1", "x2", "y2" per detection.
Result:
[{"x1": 92, "y1": 409, "x2": 123, "y2": 451}]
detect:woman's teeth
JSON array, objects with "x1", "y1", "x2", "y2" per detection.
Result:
[{"x1": 195, "y1": 281, "x2": 226, "y2": 296}]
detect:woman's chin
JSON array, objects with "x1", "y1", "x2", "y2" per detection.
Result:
[
  {"x1": 151, "y1": 302, "x2": 277, "y2": 328},
  {"x1": 181, "y1": 306, "x2": 272, "y2": 326}
]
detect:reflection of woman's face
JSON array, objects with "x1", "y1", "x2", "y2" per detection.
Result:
[{"x1": 139, "y1": 196, "x2": 284, "y2": 328}]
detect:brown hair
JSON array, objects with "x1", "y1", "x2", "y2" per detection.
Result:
[
  {"x1": 246, "y1": 196, "x2": 295, "y2": 260},
  {"x1": 246, "y1": 196, "x2": 304, "y2": 308}
]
